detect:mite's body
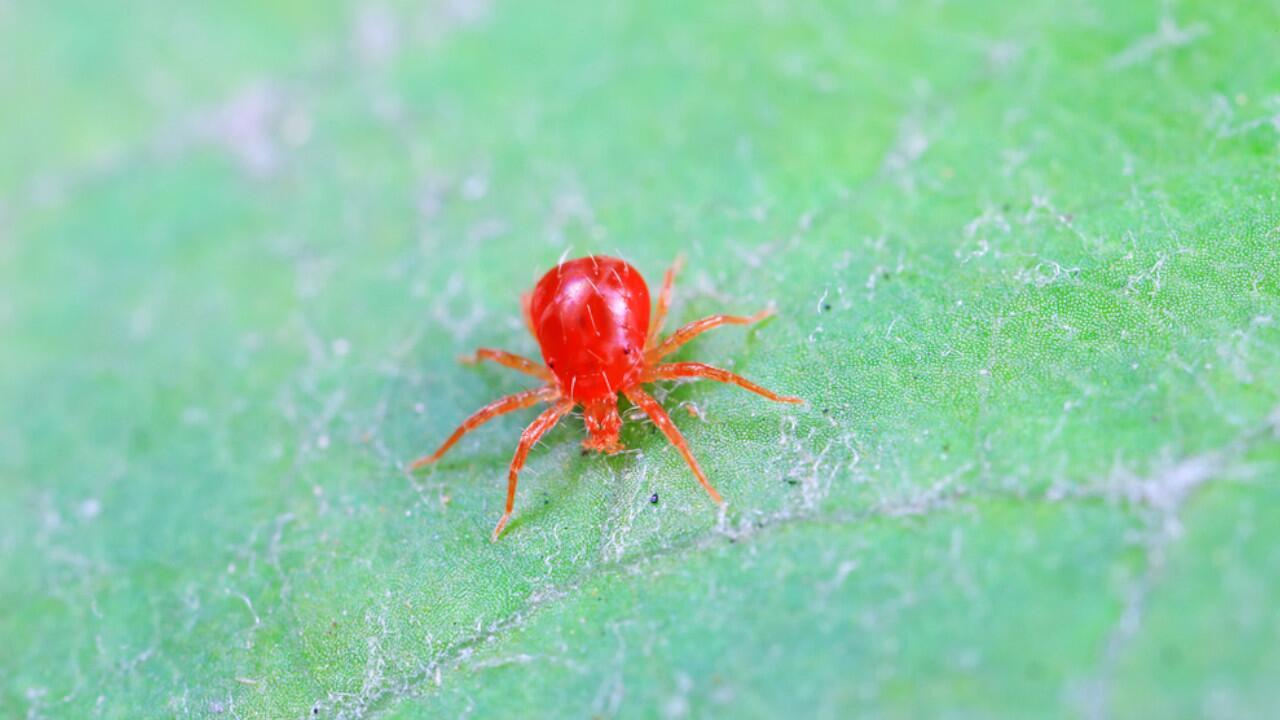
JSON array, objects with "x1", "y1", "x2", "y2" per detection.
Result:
[{"x1": 410, "y1": 255, "x2": 801, "y2": 539}]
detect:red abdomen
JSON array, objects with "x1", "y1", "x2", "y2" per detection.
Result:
[{"x1": 528, "y1": 256, "x2": 650, "y2": 403}]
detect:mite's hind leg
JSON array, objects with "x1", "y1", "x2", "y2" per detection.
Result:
[
  {"x1": 646, "y1": 255, "x2": 685, "y2": 350},
  {"x1": 407, "y1": 386, "x2": 557, "y2": 471},
  {"x1": 623, "y1": 386, "x2": 722, "y2": 504},
  {"x1": 492, "y1": 399, "x2": 574, "y2": 540}
]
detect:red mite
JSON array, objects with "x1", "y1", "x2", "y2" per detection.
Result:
[{"x1": 409, "y1": 255, "x2": 802, "y2": 540}]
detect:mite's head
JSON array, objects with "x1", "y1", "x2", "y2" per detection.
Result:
[{"x1": 581, "y1": 399, "x2": 624, "y2": 454}]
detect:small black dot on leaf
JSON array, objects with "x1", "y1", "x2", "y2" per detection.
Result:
[{"x1": 649, "y1": 493, "x2": 659, "y2": 504}]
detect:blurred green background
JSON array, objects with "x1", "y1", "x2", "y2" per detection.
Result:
[{"x1": 2, "y1": 0, "x2": 1279, "y2": 717}]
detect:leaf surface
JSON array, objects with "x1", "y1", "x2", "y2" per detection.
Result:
[{"x1": 2, "y1": 1, "x2": 1279, "y2": 717}]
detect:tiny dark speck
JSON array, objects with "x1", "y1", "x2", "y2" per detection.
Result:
[
  {"x1": 785, "y1": 479, "x2": 799, "y2": 486},
  {"x1": 881, "y1": 271, "x2": 890, "y2": 280},
  {"x1": 581, "y1": 448, "x2": 590, "y2": 457},
  {"x1": 821, "y1": 408, "x2": 830, "y2": 415},
  {"x1": 649, "y1": 492, "x2": 659, "y2": 504},
  {"x1": 822, "y1": 303, "x2": 832, "y2": 312}
]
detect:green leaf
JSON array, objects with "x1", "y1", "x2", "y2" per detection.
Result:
[{"x1": 3, "y1": 0, "x2": 1279, "y2": 717}]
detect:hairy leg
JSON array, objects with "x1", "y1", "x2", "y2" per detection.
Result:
[
  {"x1": 646, "y1": 255, "x2": 685, "y2": 350},
  {"x1": 644, "y1": 362, "x2": 803, "y2": 404},
  {"x1": 461, "y1": 348, "x2": 553, "y2": 382},
  {"x1": 623, "y1": 386, "x2": 722, "y2": 504},
  {"x1": 492, "y1": 399, "x2": 575, "y2": 540},
  {"x1": 646, "y1": 307, "x2": 774, "y2": 362},
  {"x1": 407, "y1": 386, "x2": 558, "y2": 471}
]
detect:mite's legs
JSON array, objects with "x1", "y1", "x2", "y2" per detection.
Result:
[
  {"x1": 646, "y1": 255, "x2": 685, "y2": 350},
  {"x1": 623, "y1": 386, "x2": 722, "y2": 504},
  {"x1": 493, "y1": 399, "x2": 575, "y2": 540},
  {"x1": 461, "y1": 348, "x2": 553, "y2": 382},
  {"x1": 644, "y1": 362, "x2": 803, "y2": 404},
  {"x1": 407, "y1": 386, "x2": 558, "y2": 471},
  {"x1": 646, "y1": 308, "x2": 775, "y2": 362}
]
